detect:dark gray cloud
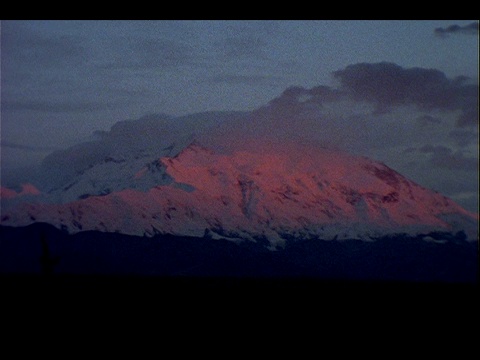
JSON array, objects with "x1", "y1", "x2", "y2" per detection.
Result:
[
  {"x1": 208, "y1": 74, "x2": 282, "y2": 85},
  {"x1": 265, "y1": 85, "x2": 344, "y2": 108},
  {"x1": 1, "y1": 21, "x2": 98, "y2": 114},
  {"x1": 448, "y1": 129, "x2": 479, "y2": 148},
  {"x1": 248, "y1": 85, "x2": 345, "y2": 123},
  {"x1": 456, "y1": 106, "x2": 479, "y2": 127},
  {"x1": 1, "y1": 21, "x2": 87, "y2": 69},
  {"x1": 416, "y1": 115, "x2": 442, "y2": 126},
  {"x1": 211, "y1": 20, "x2": 279, "y2": 60},
  {"x1": 419, "y1": 145, "x2": 478, "y2": 171},
  {"x1": 434, "y1": 22, "x2": 479, "y2": 37},
  {"x1": 2, "y1": 100, "x2": 107, "y2": 113},
  {"x1": 215, "y1": 35, "x2": 268, "y2": 60},
  {"x1": 99, "y1": 38, "x2": 194, "y2": 71},
  {"x1": 1, "y1": 141, "x2": 60, "y2": 152},
  {"x1": 258, "y1": 86, "x2": 312, "y2": 119},
  {"x1": 402, "y1": 147, "x2": 417, "y2": 154},
  {"x1": 333, "y1": 62, "x2": 479, "y2": 127},
  {"x1": 307, "y1": 86, "x2": 347, "y2": 104}
]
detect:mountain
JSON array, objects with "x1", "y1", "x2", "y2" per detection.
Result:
[{"x1": 1, "y1": 140, "x2": 478, "y2": 249}]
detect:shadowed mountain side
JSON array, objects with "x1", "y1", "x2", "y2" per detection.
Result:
[{"x1": 0, "y1": 223, "x2": 477, "y2": 283}]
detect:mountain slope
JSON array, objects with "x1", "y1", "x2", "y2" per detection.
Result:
[{"x1": 1, "y1": 141, "x2": 477, "y2": 248}]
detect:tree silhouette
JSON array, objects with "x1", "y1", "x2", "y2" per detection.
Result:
[{"x1": 40, "y1": 233, "x2": 60, "y2": 275}]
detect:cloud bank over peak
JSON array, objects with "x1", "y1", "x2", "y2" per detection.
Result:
[
  {"x1": 216, "y1": 62, "x2": 478, "y2": 134},
  {"x1": 332, "y1": 62, "x2": 478, "y2": 127}
]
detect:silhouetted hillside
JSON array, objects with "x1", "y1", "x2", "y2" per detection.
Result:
[{"x1": 1, "y1": 223, "x2": 477, "y2": 282}]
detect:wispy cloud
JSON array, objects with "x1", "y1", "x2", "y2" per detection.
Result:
[
  {"x1": 416, "y1": 115, "x2": 442, "y2": 126},
  {"x1": 98, "y1": 38, "x2": 194, "y2": 71},
  {"x1": 1, "y1": 141, "x2": 60, "y2": 152},
  {"x1": 2, "y1": 100, "x2": 107, "y2": 113},
  {"x1": 1, "y1": 21, "x2": 87, "y2": 69},
  {"x1": 448, "y1": 129, "x2": 479, "y2": 148},
  {"x1": 419, "y1": 145, "x2": 478, "y2": 171},
  {"x1": 261, "y1": 85, "x2": 344, "y2": 112},
  {"x1": 215, "y1": 35, "x2": 268, "y2": 60},
  {"x1": 208, "y1": 74, "x2": 283, "y2": 85},
  {"x1": 434, "y1": 22, "x2": 479, "y2": 38}
]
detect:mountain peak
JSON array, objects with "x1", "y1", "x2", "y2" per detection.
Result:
[
  {"x1": 1, "y1": 142, "x2": 477, "y2": 246},
  {"x1": 173, "y1": 140, "x2": 215, "y2": 159}
]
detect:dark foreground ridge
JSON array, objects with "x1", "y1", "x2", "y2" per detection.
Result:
[
  {"x1": 1, "y1": 223, "x2": 478, "y2": 322},
  {"x1": 1, "y1": 222, "x2": 477, "y2": 282}
]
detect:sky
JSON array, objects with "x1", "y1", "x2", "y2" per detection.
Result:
[{"x1": 1, "y1": 20, "x2": 479, "y2": 212}]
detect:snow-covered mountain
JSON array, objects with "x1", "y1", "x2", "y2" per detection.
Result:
[{"x1": 1, "y1": 140, "x2": 477, "y2": 249}]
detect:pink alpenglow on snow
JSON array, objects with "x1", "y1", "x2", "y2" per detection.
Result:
[
  {"x1": 1, "y1": 142, "x2": 478, "y2": 248},
  {"x1": 19, "y1": 184, "x2": 42, "y2": 196},
  {"x1": 0, "y1": 184, "x2": 41, "y2": 199},
  {"x1": 0, "y1": 187, "x2": 18, "y2": 200}
]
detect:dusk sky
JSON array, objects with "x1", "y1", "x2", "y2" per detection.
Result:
[{"x1": 1, "y1": 20, "x2": 478, "y2": 212}]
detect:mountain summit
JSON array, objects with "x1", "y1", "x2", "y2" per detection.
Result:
[{"x1": 1, "y1": 141, "x2": 477, "y2": 248}]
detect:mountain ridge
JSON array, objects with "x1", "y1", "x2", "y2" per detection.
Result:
[
  {"x1": 0, "y1": 222, "x2": 477, "y2": 283},
  {"x1": 1, "y1": 141, "x2": 477, "y2": 248}
]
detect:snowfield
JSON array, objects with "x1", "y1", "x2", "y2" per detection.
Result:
[{"x1": 1, "y1": 141, "x2": 478, "y2": 249}]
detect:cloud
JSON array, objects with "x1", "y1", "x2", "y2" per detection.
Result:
[
  {"x1": 456, "y1": 106, "x2": 479, "y2": 127},
  {"x1": 215, "y1": 35, "x2": 268, "y2": 60},
  {"x1": 1, "y1": 21, "x2": 87, "y2": 70},
  {"x1": 0, "y1": 141, "x2": 60, "y2": 152},
  {"x1": 416, "y1": 115, "x2": 442, "y2": 126},
  {"x1": 135, "y1": 38, "x2": 192, "y2": 68},
  {"x1": 99, "y1": 38, "x2": 194, "y2": 71},
  {"x1": 434, "y1": 22, "x2": 479, "y2": 37},
  {"x1": 402, "y1": 147, "x2": 418, "y2": 154},
  {"x1": 208, "y1": 74, "x2": 283, "y2": 85},
  {"x1": 448, "y1": 129, "x2": 479, "y2": 148},
  {"x1": 204, "y1": 63, "x2": 477, "y2": 159},
  {"x1": 260, "y1": 85, "x2": 344, "y2": 113},
  {"x1": 260, "y1": 86, "x2": 312, "y2": 117},
  {"x1": 419, "y1": 145, "x2": 478, "y2": 171},
  {"x1": 0, "y1": 21, "x2": 99, "y2": 113},
  {"x1": 2, "y1": 100, "x2": 108, "y2": 113},
  {"x1": 332, "y1": 62, "x2": 478, "y2": 127}
]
